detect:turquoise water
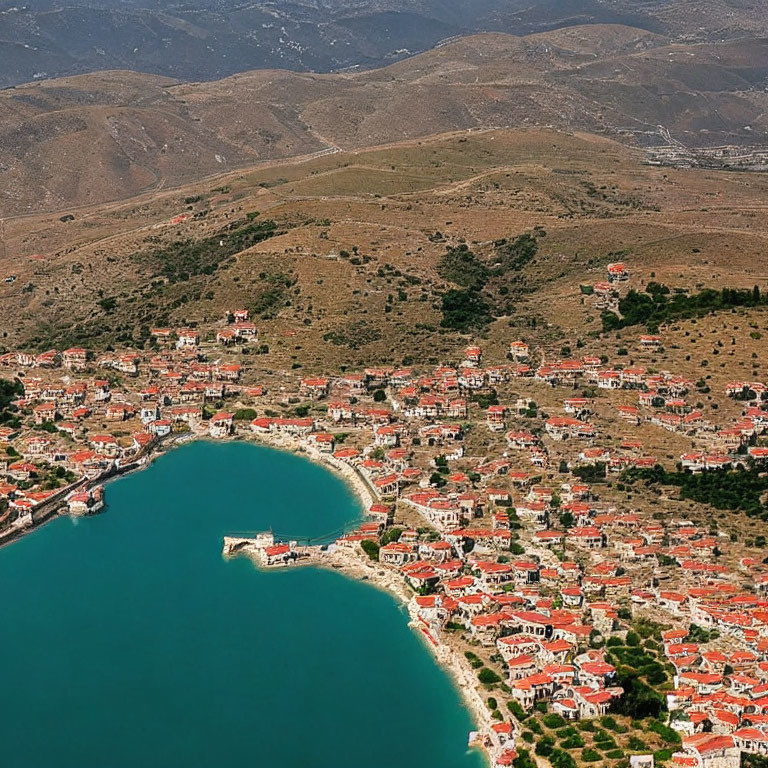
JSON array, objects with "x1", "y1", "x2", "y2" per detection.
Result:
[{"x1": 0, "y1": 441, "x2": 484, "y2": 768}]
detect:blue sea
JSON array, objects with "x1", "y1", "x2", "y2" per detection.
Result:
[{"x1": 0, "y1": 441, "x2": 485, "y2": 768}]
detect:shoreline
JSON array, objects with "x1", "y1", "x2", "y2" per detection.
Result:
[
  {"x1": 227, "y1": 537, "x2": 497, "y2": 764},
  {"x1": 3, "y1": 429, "x2": 498, "y2": 764},
  {"x1": 220, "y1": 433, "x2": 500, "y2": 758},
  {"x1": 228, "y1": 432, "x2": 500, "y2": 759},
  {"x1": 243, "y1": 429, "x2": 377, "y2": 514}
]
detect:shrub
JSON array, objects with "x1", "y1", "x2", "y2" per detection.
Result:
[
  {"x1": 572, "y1": 462, "x2": 607, "y2": 483},
  {"x1": 478, "y1": 668, "x2": 501, "y2": 685},
  {"x1": 623, "y1": 464, "x2": 768, "y2": 519},
  {"x1": 440, "y1": 288, "x2": 493, "y2": 331},
  {"x1": 437, "y1": 244, "x2": 489, "y2": 290},
  {"x1": 136, "y1": 218, "x2": 280, "y2": 284},
  {"x1": 649, "y1": 720, "x2": 681, "y2": 745},
  {"x1": 535, "y1": 736, "x2": 555, "y2": 757},
  {"x1": 627, "y1": 737, "x2": 647, "y2": 751},
  {"x1": 600, "y1": 716, "x2": 628, "y2": 733},
  {"x1": 642, "y1": 664, "x2": 668, "y2": 685},
  {"x1": 465, "y1": 651, "x2": 484, "y2": 669},
  {"x1": 543, "y1": 714, "x2": 567, "y2": 729},
  {"x1": 611, "y1": 675, "x2": 666, "y2": 719},
  {"x1": 582, "y1": 748, "x2": 602, "y2": 762},
  {"x1": 380, "y1": 528, "x2": 403, "y2": 545},
  {"x1": 508, "y1": 700, "x2": 529, "y2": 721},
  {"x1": 99, "y1": 297, "x2": 117, "y2": 312},
  {"x1": 360, "y1": 540, "x2": 379, "y2": 561},
  {"x1": 513, "y1": 748, "x2": 537, "y2": 768},
  {"x1": 493, "y1": 233, "x2": 539, "y2": 274},
  {"x1": 601, "y1": 284, "x2": 768, "y2": 333},
  {"x1": 550, "y1": 749, "x2": 578, "y2": 768},
  {"x1": 527, "y1": 719, "x2": 543, "y2": 734}
]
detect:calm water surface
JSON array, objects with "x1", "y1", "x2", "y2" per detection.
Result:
[{"x1": 0, "y1": 441, "x2": 484, "y2": 768}]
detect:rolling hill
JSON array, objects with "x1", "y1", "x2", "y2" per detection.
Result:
[
  {"x1": 2, "y1": 27, "x2": 767, "y2": 215},
  {"x1": 2, "y1": 127, "x2": 768, "y2": 376}
]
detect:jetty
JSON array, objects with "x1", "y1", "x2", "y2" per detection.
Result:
[{"x1": 222, "y1": 533, "x2": 327, "y2": 567}]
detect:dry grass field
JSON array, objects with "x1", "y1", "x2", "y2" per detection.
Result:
[{"x1": 1, "y1": 127, "x2": 767, "y2": 394}]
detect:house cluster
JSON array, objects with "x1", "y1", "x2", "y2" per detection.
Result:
[
  {"x1": 0, "y1": 314, "x2": 761, "y2": 551},
  {"x1": 651, "y1": 589, "x2": 768, "y2": 768},
  {"x1": 335, "y1": 512, "x2": 627, "y2": 722},
  {"x1": 0, "y1": 312, "x2": 268, "y2": 525}
]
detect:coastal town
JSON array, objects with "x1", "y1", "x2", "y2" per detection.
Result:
[{"x1": 2, "y1": 261, "x2": 768, "y2": 768}]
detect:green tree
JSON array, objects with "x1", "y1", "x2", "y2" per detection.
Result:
[
  {"x1": 381, "y1": 528, "x2": 403, "y2": 545},
  {"x1": 478, "y1": 668, "x2": 501, "y2": 685},
  {"x1": 440, "y1": 289, "x2": 492, "y2": 331},
  {"x1": 437, "y1": 244, "x2": 489, "y2": 290},
  {"x1": 360, "y1": 540, "x2": 380, "y2": 561}
]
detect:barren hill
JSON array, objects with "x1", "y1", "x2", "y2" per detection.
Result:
[
  {"x1": 2, "y1": 127, "x2": 768, "y2": 378},
  {"x1": 2, "y1": 27, "x2": 768, "y2": 215}
]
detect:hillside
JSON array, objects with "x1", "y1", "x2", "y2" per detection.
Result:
[
  {"x1": 2, "y1": 27, "x2": 768, "y2": 215},
  {"x1": 2, "y1": 127, "x2": 768, "y2": 381}
]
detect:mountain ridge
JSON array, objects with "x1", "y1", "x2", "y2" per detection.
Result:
[
  {"x1": 1, "y1": 0, "x2": 766, "y2": 89},
  {"x1": 2, "y1": 26, "x2": 767, "y2": 215}
]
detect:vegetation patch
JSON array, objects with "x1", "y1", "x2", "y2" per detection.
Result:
[
  {"x1": 360, "y1": 539, "x2": 380, "y2": 561},
  {"x1": 437, "y1": 244, "x2": 489, "y2": 289},
  {"x1": 134, "y1": 217, "x2": 281, "y2": 283},
  {"x1": 465, "y1": 651, "x2": 484, "y2": 669},
  {"x1": 440, "y1": 289, "x2": 493, "y2": 332},
  {"x1": 491, "y1": 233, "x2": 539, "y2": 275},
  {"x1": 323, "y1": 321, "x2": 383, "y2": 349},
  {"x1": 0, "y1": 379, "x2": 23, "y2": 427},
  {"x1": 438, "y1": 233, "x2": 541, "y2": 332},
  {"x1": 623, "y1": 464, "x2": 768, "y2": 519},
  {"x1": 249, "y1": 272, "x2": 295, "y2": 318},
  {"x1": 478, "y1": 667, "x2": 502, "y2": 685},
  {"x1": 602, "y1": 283, "x2": 767, "y2": 332}
]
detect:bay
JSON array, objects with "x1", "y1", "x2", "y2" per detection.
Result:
[{"x1": 0, "y1": 441, "x2": 485, "y2": 768}]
